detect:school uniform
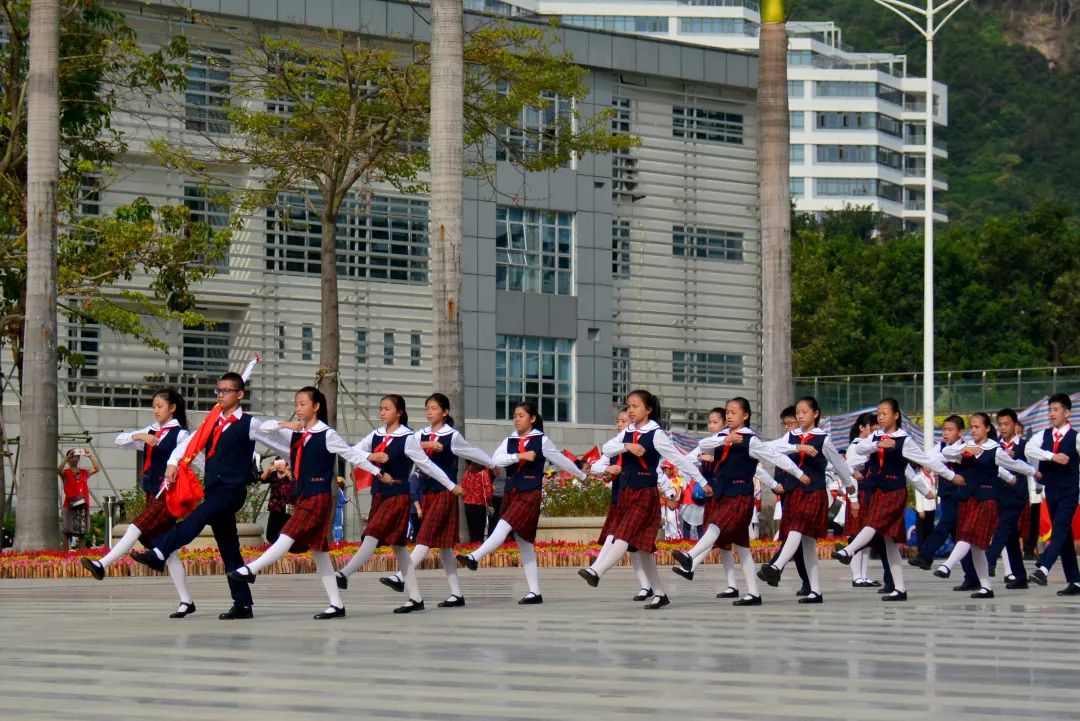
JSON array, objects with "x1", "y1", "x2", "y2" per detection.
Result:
[
  {"x1": 594, "y1": 442, "x2": 625, "y2": 544},
  {"x1": 493, "y1": 430, "x2": 554, "y2": 544},
  {"x1": 1025, "y1": 425, "x2": 1080, "y2": 584},
  {"x1": 915, "y1": 439, "x2": 967, "y2": 560},
  {"x1": 780, "y1": 428, "x2": 855, "y2": 539},
  {"x1": 116, "y1": 421, "x2": 189, "y2": 543},
  {"x1": 986, "y1": 435, "x2": 1034, "y2": 579},
  {"x1": 852, "y1": 429, "x2": 943, "y2": 541},
  {"x1": 414, "y1": 425, "x2": 492, "y2": 548}
]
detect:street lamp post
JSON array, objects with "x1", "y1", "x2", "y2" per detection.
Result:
[{"x1": 872, "y1": 0, "x2": 970, "y2": 451}]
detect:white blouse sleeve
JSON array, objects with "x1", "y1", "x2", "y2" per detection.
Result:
[
  {"x1": 755, "y1": 466, "x2": 779, "y2": 492},
  {"x1": 326, "y1": 429, "x2": 380, "y2": 476},
  {"x1": 1024, "y1": 432, "x2": 1053, "y2": 464},
  {"x1": 541, "y1": 437, "x2": 587, "y2": 480},
  {"x1": 249, "y1": 417, "x2": 291, "y2": 458},
  {"x1": 450, "y1": 431, "x2": 495, "y2": 468},
  {"x1": 653, "y1": 429, "x2": 707, "y2": 486},
  {"x1": 491, "y1": 437, "x2": 518, "y2": 468},
  {"x1": 748, "y1": 436, "x2": 803, "y2": 477},
  {"x1": 590, "y1": 454, "x2": 611, "y2": 475},
  {"x1": 906, "y1": 465, "x2": 934, "y2": 497},
  {"x1": 404, "y1": 434, "x2": 454, "y2": 489},
  {"x1": 601, "y1": 433, "x2": 626, "y2": 458},
  {"x1": 822, "y1": 438, "x2": 856, "y2": 484},
  {"x1": 994, "y1": 447, "x2": 1035, "y2": 478},
  {"x1": 902, "y1": 441, "x2": 956, "y2": 481},
  {"x1": 114, "y1": 425, "x2": 154, "y2": 451}
]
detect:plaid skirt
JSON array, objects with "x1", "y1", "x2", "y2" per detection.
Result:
[
  {"x1": 132, "y1": 496, "x2": 179, "y2": 546},
  {"x1": 862, "y1": 488, "x2": 907, "y2": 542},
  {"x1": 499, "y1": 488, "x2": 543, "y2": 544},
  {"x1": 843, "y1": 490, "x2": 866, "y2": 536},
  {"x1": 957, "y1": 497, "x2": 998, "y2": 549},
  {"x1": 416, "y1": 489, "x2": 460, "y2": 549},
  {"x1": 704, "y1": 494, "x2": 754, "y2": 549},
  {"x1": 613, "y1": 486, "x2": 661, "y2": 553},
  {"x1": 364, "y1": 492, "x2": 411, "y2": 547},
  {"x1": 281, "y1": 492, "x2": 333, "y2": 553},
  {"x1": 785, "y1": 485, "x2": 829, "y2": 539},
  {"x1": 598, "y1": 494, "x2": 625, "y2": 544}
]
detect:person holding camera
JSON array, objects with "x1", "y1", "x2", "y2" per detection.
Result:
[
  {"x1": 57, "y1": 449, "x2": 99, "y2": 549},
  {"x1": 259, "y1": 457, "x2": 293, "y2": 544}
]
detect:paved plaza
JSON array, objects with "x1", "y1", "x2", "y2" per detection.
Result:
[{"x1": 1, "y1": 564, "x2": 1078, "y2": 720}]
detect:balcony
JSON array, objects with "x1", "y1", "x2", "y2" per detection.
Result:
[
  {"x1": 904, "y1": 133, "x2": 948, "y2": 151},
  {"x1": 903, "y1": 166, "x2": 948, "y2": 181}
]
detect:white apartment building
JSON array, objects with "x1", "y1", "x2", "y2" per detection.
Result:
[{"x1": 468, "y1": 0, "x2": 949, "y2": 229}]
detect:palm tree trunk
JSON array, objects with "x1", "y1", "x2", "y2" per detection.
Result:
[
  {"x1": 15, "y1": 0, "x2": 61, "y2": 550},
  {"x1": 429, "y1": 0, "x2": 466, "y2": 429},
  {"x1": 758, "y1": 0, "x2": 792, "y2": 440},
  {"x1": 319, "y1": 204, "x2": 341, "y2": 424}
]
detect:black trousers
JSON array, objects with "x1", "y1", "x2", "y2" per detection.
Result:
[
  {"x1": 986, "y1": 503, "x2": 1026, "y2": 581},
  {"x1": 464, "y1": 504, "x2": 487, "y2": 543},
  {"x1": 150, "y1": 484, "x2": 252, "y2": 607},
  {"x1": 915, "y1": 512, "x2": 936, "y2": 554},
  {"x1": 266, "y1": 510, "x2": 290, "y2": 544},
  {"x1": 1025, "y1": 503, "x2": 1042, "y2": 558}
]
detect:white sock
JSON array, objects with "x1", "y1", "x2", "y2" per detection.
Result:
[
  {"x1": 688, "y1": 524, "x2": 721, "y2": 559},
  {"x1": 392, "y1": 545, "x2": 421, "y2": 602},
  {"x1": 516, "y1": 534, "x2": 540, "y2": 595},
  {"x1": 855, "y1": 548, "x2": 870, "y2": 581},
  {"x1": 313, "y1": 551, "x2": 344, "y2": 609},
  {"x1": 1003, "y1": 547, "x2": 1014, "y2": 577},
  {"x1": 164, "y1": 551, "x2": 192, "y2": 603},
  {"x1": 590, "y1": 539, "x2": 629, "y2": 577},
  {"x1": 802, "y1": 536, "x2": 821, "y2": 594},
  {"x1": 389, "y1": 544, "x2": 431, "y2": 584},
  {"x1": 722, "y1": 549, "x2": 738, "y2": 590},
  {"x1": 471, "y1": 520, "x2": 513, "y2": 562},
  {"x1": 690, "y1": 550, "x2": 705, "y2": 572},
  {"x1": 941, "y1": 540, "x2": 972, "y2": 572},
  {"x1": 737, "y1": 545, "x2": 758, "y2": 597},
  {"x1": 153, "y1": 547, "x2": 165, "y2": 561},
  {"x1": 99, "y1": 525, "x2": 143, "y2": 568},
  {"x1": 243, "y1": 534, "x2": 296, "y2": 575},
  {"x1": 637, "y1": 551, "x2": 665, "y2": 596},
  {"x1": 884, "y1": 538, "x2": 905, "y2": 592},
  {"x1": 593, "y1": 535, "x2": 619, "y2": 569},
  {"x1": 339, "y1": 535, "x2": 380, "y2": 577},
  {"x1": 439, "y1": 548, "x2": 463, "y2": 597},
  {"x1": 1039, "y1": 565, "x2": 1049, "y2": 575},
  {"x1": 972, "y1": 548, "x2": 991, "y2": 591},
  {"x1": 843, "y1": 526, "x2": 877, "y2": 557},
  {"x1": 773, "y1": 531, "x2": 804, "y2": 571},
  {"x1": 630, "y1": 551, "x2": 651, "y2": 590}
]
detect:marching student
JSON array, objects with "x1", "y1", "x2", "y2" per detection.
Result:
[
  {"x1": 844, "y1": 413, "x2": 878, "y2": 587},
  {"x1": 1022, "y1": 419, "x2": 1045, "y2": 561},
  {"x1": 832, "y1": 398, "x2": 953, "y2": 602},
  {"x1": 593, "y1": 407, "x2": 655, "y2": 601},
  {"x1": 932, "y1": 412, "x2": 1034, "y2": 597},
  {"x1": 131, "y1": 369, "x2": 289, "y2": 620},
  {"x1": 1023, "y1": 393, "x2": 1080, "y2": 595},
  {"x1": 763, "y1": 406, "x2": 812, "y2": 597},
  {"x1": 757, "y1": 396, "x2": 858, "y2": 604},
  {"x1": 226, "y1": 387, "x2": 379, "y2": 619},
  {"x1": 378, "y1": 393, "x2": 494, "y2": 609},
  {"x1": 81, "y1": 389, "x2": 197, "y2": 617},
  {"x1": 457, "y1": 402, "x2": 586, "y2": 605},
  {"x1": 907, "y1": 416, "x2": 980, "y2": 592},
  {"x1": 986, "y1": 408, "x2": 1037, "y2": 589},
  {"x1": 334, "y1": 395, "x2": 455, "y2": 613},
  {"x1": 672, "y1": 397, "x2": 807, "y2": 607},
  {"x1": 577, "y1": 390, "x2": 709, "y2": 609}
]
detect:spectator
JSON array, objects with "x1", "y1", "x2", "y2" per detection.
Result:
[
  {"x1": 333, "y1": 477, "x2": 349, "y2": 543},
  {"x1": 461, "y1": 462, "x2": 494, "y2": 543},
  {"x1": 259, "y1": 457, "x2": 293, "y2": 543},
  {"x1": 407, "y1": 471, "x2": 423, "y2": 543},
  {"x1": 58, "y1": 449, "x2": 99, "y2": 549},
  {"x1": 680, "y1": 475, "x2": 705, "y2": 540},
  {"x1": 490, "y1": 466, "x2": 506, "y2": 535}
]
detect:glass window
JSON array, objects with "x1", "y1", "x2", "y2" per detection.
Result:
[
  {"x1": 672, "y1": 352, "x2": 743, "y2": 385},
  {"x1": 495, "y1": 335, "x2": 573, "y2": 422},
  {"x1": 672, "y1": 225, "x2": 744, "y2": 262},
  {"x1": 277, "y1": 325, "x2": 286, "y2": 360},
  {"x1": 561, "y1": 16, "x2": 669, "y2": 33},
  {"x1": 612, "y1": 218, "x2": 631, "y2": 280},
  {"x1": 678, "y1": 18, "x2": 759, "y2": 35},
  {"x1": 301, "y1": 325, "x2": 314, "y2": 361},
  {"x1": 496, "y1": 84, "x2": 573, "y2": 164},
  {"x1": 787, "y1": 80, "x2": 804, "y2": 98},
  {"x1": 495, "y1": 206, "x2": 574, "y2": 295},
  {"x1": 410, "y1": 332, "x2": 422, "y2": 368},
  {"x1": 790, "y1": 177, "x2": 805, "y2": 198},
  {"x1": 186, "y1": 49, "x2": 231, "y2": 134},
  {"x1": 184, "y1": 184, "x2": 230, "y2": 274},
  {"x1": 612, "y1": 346, "x2": 630, "y2": 407},
  {"x1": 383, "y1": 332, "x2": 395, "y2": 366},
  {"x1": 790, "y1": 111, "x2": 805, "y2": 130},
  {"x1": 183, "y1": 322, "x2": 231, "y2": 373},
  {"x1": 789, "y1": 144, "x2": 805, "y2": 164},
  {"x1": 355, "y1": 330, "x2": 367, "y2": 364},
  {"x1": 673, "y1": 106, "x2": 744, "y2": 145}
]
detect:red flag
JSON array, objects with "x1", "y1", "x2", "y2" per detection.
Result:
[
  {"x1": 562, "y1": 449, "x2": 578, "y2": 462},
  {"x1": 165, "y1": 404, "x2": 222, "y2": 517},
  {"x1": 1039, "y1": 502, "x2": 1053, "y2": 543},
  {"x1": 582, "y1": 445, "x2": 601, "y2": 464},
  {"x1": 352, "y1": 466, "x2": 373, "y2": 491}
]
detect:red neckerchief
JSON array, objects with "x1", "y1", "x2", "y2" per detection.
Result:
[
  {"x1": 631, "y1": 429, "x2": 648, "y2": 469},
  {"x1": 206, "y1": 414, "x2": 239, "y2": 458},
  {"x1": 425, "y1": 432, "x2": 438, "y2": 457},
  {"x1": 721, "y1": 430, "x2": 736, "y2": 463},
  {"x1": 797, "y1": 432, "x2": 814, "y2": 466},
  {"x1": 291, "y1": 427, "x2": 313, "y2": 478},
  {"x1": 877, "y1": 433, "x2": 890, "y2": 467},
  {"x1": 1053, "y1": 429, "x2": 1065, "y2": 454},
  {"x1": 141, "y1": 426, "x2": 171, "y2": 474}
]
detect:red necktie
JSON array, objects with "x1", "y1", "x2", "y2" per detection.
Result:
[
  {"x1": 206, "y1": 414, "x2": 238, "y2": 458},
  {"x1": 721, "y1": 432, "x2": 734, "y2": 463},
  {"x1": 141, "y1": 427, "x2": 171, "y2": 474},
  {"x1": 631, "y1": 430, "x2": 648, "y2": 469},
  {"x1": 877, "y1": 434, "x2": 890, "y2": 468},
  {"x1": 291, "y1": 429, "x2": 312, "y2": 478},
  {"x1": 372, "y1": 435, "x2": 392, "y2": 466},
  {"x1": 1053, "y1": 430, "x2": 1063, "y2": 454},
  {"x1": 425, "y1": 433, "x2": 437, "y2": 457},
  {"x1": 516, "y1": 435, "x2": 530, "y2": 473},
  {"x1": 797, "y1": 433, "x2": 813, "y2": 466}
]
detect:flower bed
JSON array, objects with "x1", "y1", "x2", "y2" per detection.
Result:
[{"x1": 0, "y1": 538, "x2": 849, "y2": 580}]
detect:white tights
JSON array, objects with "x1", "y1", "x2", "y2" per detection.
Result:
[
  {"x1": 388, "y1": 545, "x2": 464, "y2": 598},
  {"x1": 467, "y1": 520, "x2": 540, "y2": 595},
  {"x1": 97, "y1": 523, "x2": 190, "y2": 604},
  {"x1": 595, "y1": 534, "x2": 651, "y2": 589},
  {"x1": 338, "y1": 535, "x2": 381, "y2": 576},
  {"x1": 941, "y1": 540, "x2": 991, "y2": 590},
  {"x1": 689, "y1": 546, "x2": 738, "y2": 590}
]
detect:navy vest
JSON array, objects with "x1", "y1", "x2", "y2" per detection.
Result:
[
  {"x1": 996, "y1": 438, "x2": 1029, "y2": 507},
  {"x1": 417, "y1": 430, "x2": 459, "y2": 494},
  {"x1": 140, "y1": 426, "x2": 182, "y2": 496},
  {"x1": 864, "y1": 433, "x2": 909, "y2": 493},
  {"x1": 957, "y1": 446, "x2": 1000, "y2": 502},
  {"x1": 1038, "y1": 427, "x2": 1079, "y2": 496},
  {"x1": 715, "y1": 430, "x2": 760, "y2": 497},
  {"x1": 505, "y1": 434, "x2": 546, "y2": 492},
  {"x1": 290, "y1": 429, "x2": 334, "y2": 499},
  {"x1": 203, "y1": 414, "x2": 256, "y2": 490},
  {"x1": 934, "y1": 441, "x2": 963, "y2": 502},
  {"x1": 371, "y1": 431, "x2": 413, "y2": 498},
  {"x1": 619, "y1": 427, "x2": 662, "y2": 491},
  {"x1": 787, "y1": 431, "x2": 828, "y2": 492}
]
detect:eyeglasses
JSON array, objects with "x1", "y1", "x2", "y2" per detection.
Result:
[{"x1": 214, "y1": 387, "x2": 241, "y2": 396}]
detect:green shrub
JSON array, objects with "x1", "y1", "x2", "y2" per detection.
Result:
[{"x1": 541, "y1": 475, "x2": 611, "y2": 517}]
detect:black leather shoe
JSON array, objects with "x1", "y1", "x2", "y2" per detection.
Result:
[
  {"x1": 81, "y1": 557, "x2": 105, "y2": 581},
  {"x1": 757, "y1": 564, "x2": 781, "y2": 588},
  {"x1": 632, "y1": 588, "x2": 654, "y2": 601},
  {"x1": 379, "y1": 575, "x2": 405, "y2": 593},
  {"x1": 437, "y1": 595, "x2": 466, "y2": 608},
  {"x1": 131, "y1": 549, "x2": 166, "y2": 573},
  {"x1": 798, "y1": 593, "x2": 823, "y2": 604},
  {"x1": 908, "y1": 556, "x2": 932, "y2": 571},
  {"x1": 672, "y1": 566, "x2": 695, "y2": 581},
  {"x1": 970, "y1": 588, "x2": 995, "y2": 599},
  {"x1": 578, "y1": 568, "x2": 600, "y2": 587},
  {"x1": 314, "y1": 606, "x2": 345, "y2": 620},
  {"x1": 732, "y1": 594, "x2": 762, "y2": 606},
  {"x1": 832, "y1": 549, "x2": 852, "y2": 565},
  {"x1": 169, "y1": 601, "x2": 196, "y2": 619},
  {"x1": 953, "y1": 581, "x2": 980, "y2": 592},
  {"x1": 1004, "y1": 574, "x2": 1017, "y2": 584},
  {"x1": 644, "y1": 594, "x2": 670, "y2": 610},
  {"x1": 868, "y1": 580, "x2": 882, "y2": 587},
  {"x1": 518, "y1": 593, "x2": 543, "y2": 605},
  {"x1": 1029, "y1": 569, "x2": 1048, "y2": 586},
  {"x1": 672, "y1": 550, "x2": 693, "y2": 572},
  {"x1": 1056, "y1": 583, "x2": 1080, "y2": 597},
  {"x1": 335, "y1": 572, "x2": 348, "y2": 590},
  {"x1": 393, "y1": 599, "x2": 426, "y2": 614},
  {"x1": 933, "y1": 566, "x2": 951, "y2": 579},
  {"x1": 227, "y1": 566, "x2": 256, "y2": 584},
  {"x1": 881, "y1": 590, "x2": 908, "y2": 602},
  {"x1": 795, "y1": 585, "x2": 811, "y2": 597},
  {"x1": 219, "y1": 604, "x2": 253, "y2": 620},
  {"x1": 457, "y1": 554, "x2": 479, "y2": 571},
  {"x1": 716, "y1": 587, "x2": 739, "y2": 599},
  {"x1": 1006, "y1": 579, "x2": 1029, "y2": 590},
  {"x1": 877, "y1": 584, "x2": 896, "y2": 594}
]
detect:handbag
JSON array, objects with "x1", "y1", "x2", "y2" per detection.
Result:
[{"x1": 690, "y1": 481, "x2": 707, "y2": 505}]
